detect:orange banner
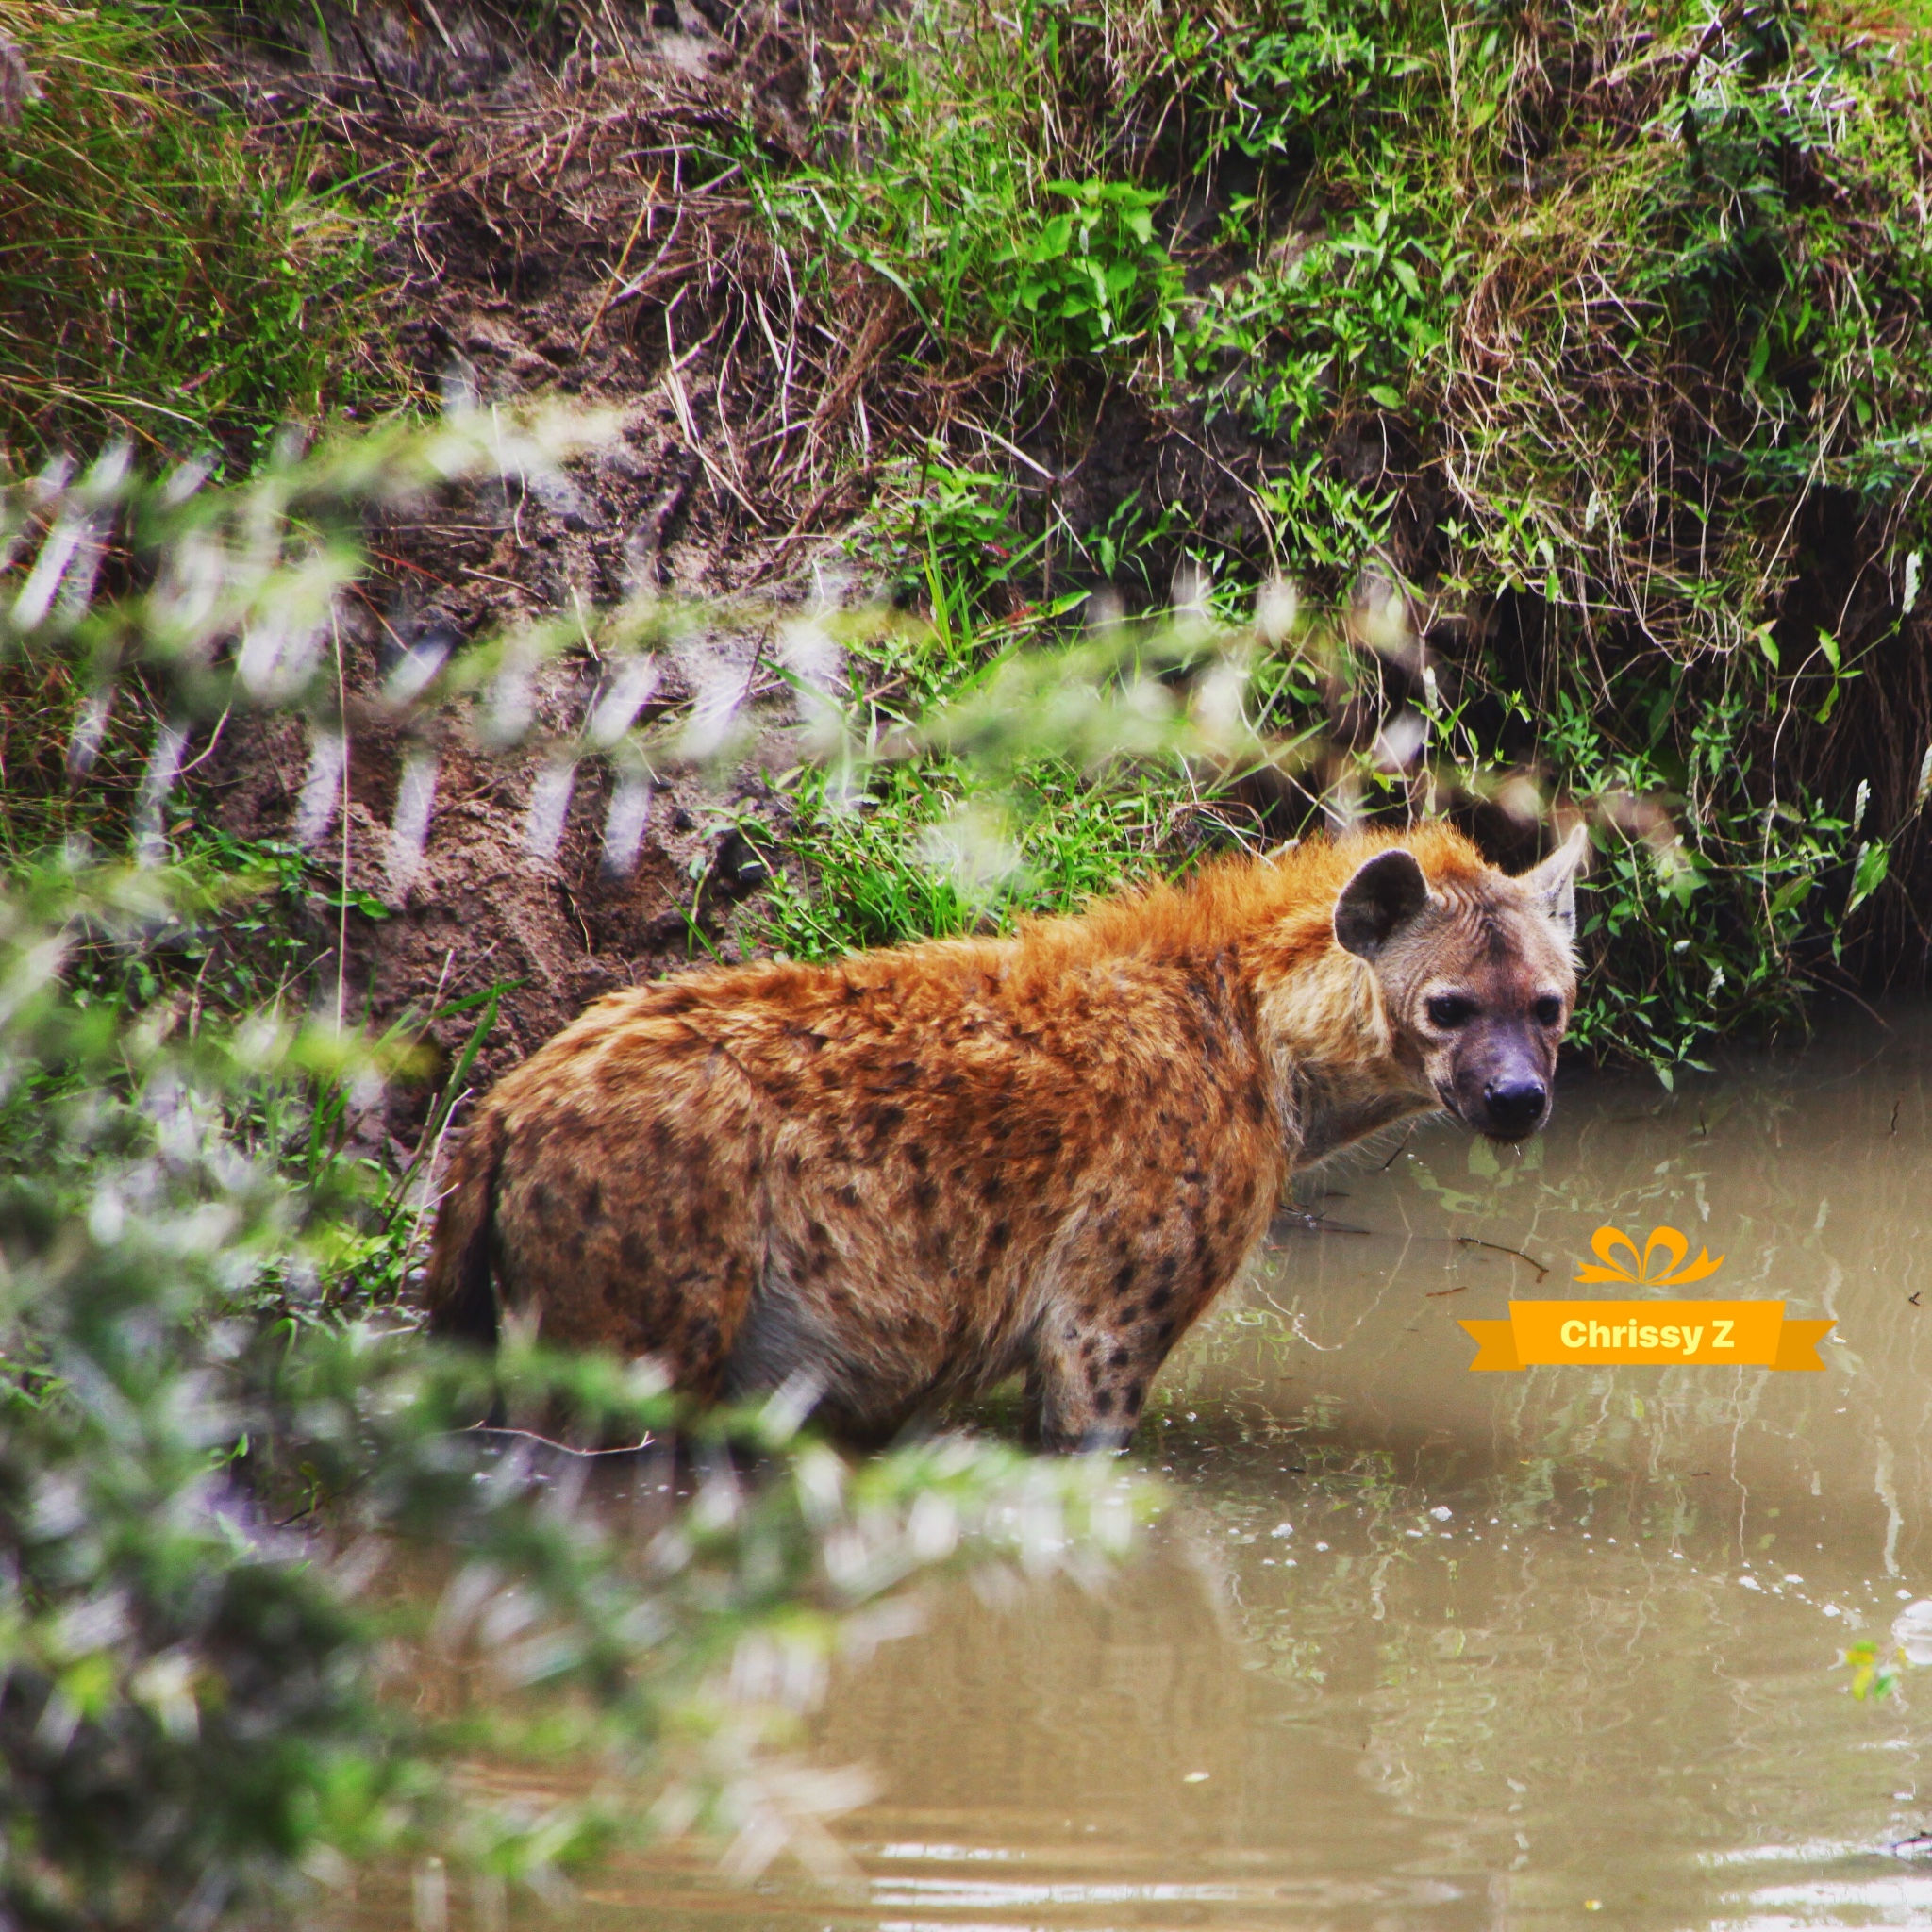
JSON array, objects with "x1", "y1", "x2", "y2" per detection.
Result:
[{"x1": 1458, "y1": 1301, "x2": 1834, "y2": 1372}]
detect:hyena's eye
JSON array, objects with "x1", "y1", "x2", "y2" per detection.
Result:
[
  {"x1": 1531, "y1": 993, "x2": 1565, "y2": 1026},
  {"x1": 1425, "y1": 993, "x2": 1477, "y2": 1029}
]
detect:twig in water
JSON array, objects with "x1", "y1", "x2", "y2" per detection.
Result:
[
  {"x1": 1273, "y1": 1208, "x2": 1371, "y2": 1237},
  {"x1": 464, "y1": 1424, "x2": 658, "y2": 1457},
  {"x1": 1455, "y1": 1235, "x2": 1550, "y2": 1281},
  {"x1": 1425, "y1": 1285, "x2": 1469, "y2": 1298}
]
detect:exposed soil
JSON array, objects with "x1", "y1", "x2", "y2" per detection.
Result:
[
  {"x1": 197, "y1": 0, "x2": 1329, "y2": 1130},
  {"x1": 203, "y1": 1, "x2": 891, "y2": 1116}
]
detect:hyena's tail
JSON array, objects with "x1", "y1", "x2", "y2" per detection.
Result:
[{"x1": 424, "y1": 1107, "x2": 506, "y2": 1348}]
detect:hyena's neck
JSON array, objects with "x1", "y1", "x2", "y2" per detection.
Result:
[{"x1": 1249, "y1": 944, "x2": 1434, "y2": 1167}]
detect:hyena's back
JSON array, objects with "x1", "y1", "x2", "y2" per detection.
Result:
[{"x1": 426, "y1": 937, "x2": 1284, "y2": 1435}]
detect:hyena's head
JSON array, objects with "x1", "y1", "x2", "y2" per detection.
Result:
[{"x1": 1333, "y1": 825, "x2": 1589, "y2": 1141}]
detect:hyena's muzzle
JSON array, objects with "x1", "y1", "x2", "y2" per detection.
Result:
[{"x1": 1445, "y1": 1015, "x2": 1559, "y2": 1141}]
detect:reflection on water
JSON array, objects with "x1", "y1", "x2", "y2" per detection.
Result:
[{"x1": 378, "y1": 1013, "x2": 1932, "y2": 1930}]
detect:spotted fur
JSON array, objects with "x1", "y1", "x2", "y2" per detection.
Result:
[{"x1": 425, "y1": 822, "x2": 1586, "y2": 1450}]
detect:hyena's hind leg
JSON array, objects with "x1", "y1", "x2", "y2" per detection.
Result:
[
  {"x1": 1023, "y1": 1303, "x2": 1180, "y2": 1453},
  {"x1": 490, "y1": 1108, "x2": 765, "y2": 1399}
]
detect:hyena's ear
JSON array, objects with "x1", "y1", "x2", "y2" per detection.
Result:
[
  {"x1": 1334, "y1": 848, "x2": 1437, "y2": 960},
  {"x1": 1517, "y1": 821, "x2": 1590, "y2": 941}
]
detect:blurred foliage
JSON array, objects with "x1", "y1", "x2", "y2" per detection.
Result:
[
  {"x1": 1845, "y1": 1637, "x2": 1904, "y2": 1702},
  {"x1": 0, "y1": 422, "x2": 1149, "y2": 1930}
]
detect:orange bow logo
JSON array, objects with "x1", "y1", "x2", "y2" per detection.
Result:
[{"x1": 1574, "y1": 1224, "x2": 1724, "y2": 1288}]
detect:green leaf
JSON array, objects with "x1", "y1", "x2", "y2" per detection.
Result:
[
  {"x1": 1847, "y1": 841, "x2": 1890, "y2": 915},
  {"x1": 1365, "y1": 384, "x2": 1405, "y2": 410}
]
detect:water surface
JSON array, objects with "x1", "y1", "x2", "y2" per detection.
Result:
[{"x1": 401, "y1": 1014, "x2": 1932, "y2": 1930}]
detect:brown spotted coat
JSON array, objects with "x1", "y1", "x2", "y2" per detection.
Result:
[{"x1": 425, "y1": 823, "x2": 1586, "y2": 1448}]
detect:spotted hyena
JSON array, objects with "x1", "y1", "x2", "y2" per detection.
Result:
[{"x1": 425, "y1": 822, "x2": 1588, "y2": 1450}]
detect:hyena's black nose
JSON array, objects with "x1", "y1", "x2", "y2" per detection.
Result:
[{"x1": 1483, "y1": 1077, "x2": 1548, "y2": 1141}]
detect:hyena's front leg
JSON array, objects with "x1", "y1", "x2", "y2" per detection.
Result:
[{"x1": 1023, "y1": 1307, "x2": 1173, "y2": 1454}]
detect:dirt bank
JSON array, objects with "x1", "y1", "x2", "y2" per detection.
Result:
[
  {"x1": 175, "y1": 0, "x2": 1932, "y2": 1103},
  {"x1": 199, "y1": 0, "x2": 1287, "y2": 1121}
]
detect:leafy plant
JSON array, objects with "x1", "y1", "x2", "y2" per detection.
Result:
[
  {"x1": 0, "y1": 857, "x2": 1141, "y2": 1924},
  {"x1": 759, "y1": 3, "x2": 1180, "y2": 369},
  {"x1": 997, "y1": 178, "x2": 1181, "y2": 358}
]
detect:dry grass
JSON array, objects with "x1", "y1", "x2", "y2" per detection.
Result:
[{"x1": 234, "y1": 16, "x2": 1038, "y2": 573}]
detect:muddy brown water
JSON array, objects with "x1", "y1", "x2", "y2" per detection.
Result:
[{"x1": 380, "y1": 1013, "x2": 1932, "y2": 1931}]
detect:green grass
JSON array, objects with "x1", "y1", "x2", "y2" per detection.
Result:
[
  {"x1": 729, "y1": 0, "x2": 1932, "y2": 1071},
  {"x1": 758, "y1": 748, "x2": 1220, "y2": 960},
  {"x1": 758, "y1": 1, "x2": 1183, "y2": 370},
  {"x1": 0, "y1": 0, "x2": 384, "y2": 468},
  {"x1": 750, "y1": 579, "x2": 1247, "y2": 961}
]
